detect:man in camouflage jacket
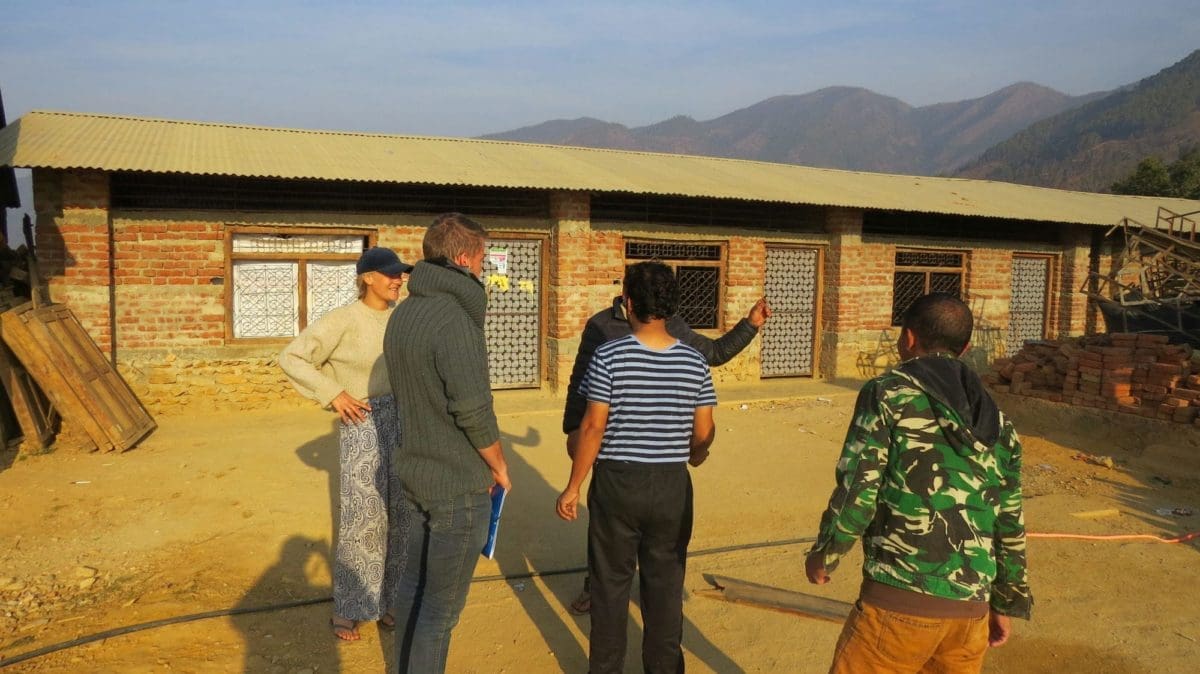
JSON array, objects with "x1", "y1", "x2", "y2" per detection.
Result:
[{"x1": 807, "y1": 293, "x2": 1031, "y2": 674}]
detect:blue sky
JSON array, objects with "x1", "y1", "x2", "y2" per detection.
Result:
[
  {"x1": 3, "y1": 1, "x2": 1197, "y2": 136},
  {"x1": 2, "y1": 1, "x2": 1198, "y2": 235}
]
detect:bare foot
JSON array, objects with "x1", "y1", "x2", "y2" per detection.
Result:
[
  {"x1": 330, "y1": 616, "x2": 360, "y2": 641},
  {"x1": 569, "y1": 589, "x2": 591, "y2": 615}
]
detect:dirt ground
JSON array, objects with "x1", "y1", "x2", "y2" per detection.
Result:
[{"x1": 1, "y1": 380, "x2": 1199, "y2": 673}]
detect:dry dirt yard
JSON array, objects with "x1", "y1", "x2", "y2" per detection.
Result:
[{"x1": 1, "y1": 382, "x2": 1199, "y2": 673}]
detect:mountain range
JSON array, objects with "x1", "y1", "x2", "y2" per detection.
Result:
[
  {"x1": 956, "y1": 49, "x2": 1200, "y2": 192},
  {"x1": 484, "y1": 49, "x2": 1200, "y2": 194}
]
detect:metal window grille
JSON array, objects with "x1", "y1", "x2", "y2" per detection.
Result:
[
  {"x1": 307, "y1": 262, "x2": 360, "y2": 325},
  {"x1": 895, "y1": 251, "x2": 964, "y2": 268},
  {"x1": 623, "y1": 241, "x2": 725, "y2": 330},
  {"x1": 761, "y1": 246, "x2": 820, "y2": 377},
  {"x1": 676, "y1": 266, "x2": 720, "y2": 328},
  {"x1": 1007, "y1": 255, "x2": 1051, "y2": 355},
  {"x1": 891, "y1": 250, "x2": 965, "y2": 325},
  {"x1": 625, "y1": 242, "x2": 723, "y2": 261},
  {"x1": 233, "y1": 233, "x2": 363, "y2": 254},
  {"x1": 482, "y1": 238, "x2": 543, "y2": 388},
  {"x1": 230, "y1": 231, "x2": 365, "y2": 339},
  {"x1": 232, "y1": 262, "x2": 299, "y2": 338}
]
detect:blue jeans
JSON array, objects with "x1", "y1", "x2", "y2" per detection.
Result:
[{"x1": 392, "y1": 489, "x2": 491, "y2": 674}]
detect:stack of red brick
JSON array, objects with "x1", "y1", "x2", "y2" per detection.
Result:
[{"x1": 987, "y1": 333, "x2": 1200, "y2": 425}]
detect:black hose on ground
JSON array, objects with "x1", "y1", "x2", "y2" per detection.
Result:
[{"x1": 0, "y1": 536, "x2": 816, "y2": 668}]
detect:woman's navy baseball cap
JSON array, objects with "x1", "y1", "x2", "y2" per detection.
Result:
[{"x1": 356, "y1": 247, "x2": 414, "y2": 276}]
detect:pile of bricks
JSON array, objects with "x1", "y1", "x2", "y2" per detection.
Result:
[{"x1": 987, "y1": 333, "x2": 1200, "y2": 425}]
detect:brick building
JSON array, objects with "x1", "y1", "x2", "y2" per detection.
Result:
[{"x1": 3, "y1": 110, "x2": 1197, "y2": 415}]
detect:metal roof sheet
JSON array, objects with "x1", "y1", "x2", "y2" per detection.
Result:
[{"x1": 2, "y1": 110, "x2": 1197, "y2": 227}]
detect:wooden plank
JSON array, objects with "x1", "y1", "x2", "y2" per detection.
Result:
[
  {"x1": 0, "y1": 343, "x2": 57, "y2": 451},
  {"x1": 699, "y1": 574, "x2": 852, "y2": 623}
]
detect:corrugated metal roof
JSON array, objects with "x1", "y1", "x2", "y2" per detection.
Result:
[{"x1": 2, "y1": 109, "x2": 1197, "y2": 226}]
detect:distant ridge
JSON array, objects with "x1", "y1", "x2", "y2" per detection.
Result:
[
  {"x1": 482, "y1": 83, "x2": 1099, "y2": 178},
  {"x1": 955, "y1": 49, "x2": 1200, "y2": 192}
]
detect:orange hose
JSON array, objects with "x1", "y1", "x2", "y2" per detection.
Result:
[{"x1": 1028, "y1": 530, "x2": 1200, "y2": 544}]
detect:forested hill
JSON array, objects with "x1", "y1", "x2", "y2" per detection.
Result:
[
  {"x1": 482, "y1": 83, "x2": 1096, "y2": 177},
  {"x1": 955, "y1": 49, "x2": 1200, "y2": 192}
]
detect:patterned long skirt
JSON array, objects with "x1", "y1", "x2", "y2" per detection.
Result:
[{"x1": 333, "y1": 394, "x2": 408, "y2": 621}]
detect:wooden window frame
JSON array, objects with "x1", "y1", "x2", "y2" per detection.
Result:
[{"x1": 224, "y1": 226, "x2": 377, "y2": 343}]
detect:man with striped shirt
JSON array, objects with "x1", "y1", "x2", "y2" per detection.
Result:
[{"x1": 556, "y1": 261, "x2": 717, "y2": 674}]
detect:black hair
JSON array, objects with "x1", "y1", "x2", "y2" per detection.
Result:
[
  {"x1": 623, "y1": 261, "x2": 679, "y2": 322},
  {"x1": 901, "y1": 292, "x2": 973, "y2": 354}
]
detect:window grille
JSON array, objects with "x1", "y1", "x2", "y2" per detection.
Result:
[
  {"x1": 895, "y1": 251, "x2": 963, "y2": 268},
  {"x1": 1007, "y1": 255, "x2": 1052, "y2": 355},
  {"x1": 482, "y1": 238, "x2": 543, "y2": 388},
  {"x1": 623, "y1": 241, "x2": 724, "y2": 329},
  {"x1": 229, "y1": 230, "x2": 367, "y2": 339},
  {"x1": 625, "y1": 242, "x2": 722, "y2": 261},
  {"x1": 761, "y1": 246, "x2": 821, "y2": 377},
  {"x1": 891, "y1": 249, "x2": 966, "y2": 325},
  {"x1": 676, "y1": 266, "x2": 720, "y2": 328}
]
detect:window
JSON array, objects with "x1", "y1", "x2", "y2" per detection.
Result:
[
  {"x1": 891, "y1": 249, "x2": 965, "y2": 325},
  {"x1": 228, "y1": 229, "x2": 372, "y2": 339},
  {"x1": 625, "y1": 241, "x2": 725, "y2": 329}
]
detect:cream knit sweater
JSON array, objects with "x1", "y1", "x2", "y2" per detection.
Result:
[{"x1": 279, "y1": 300, "x2": 394, "y2": 407}]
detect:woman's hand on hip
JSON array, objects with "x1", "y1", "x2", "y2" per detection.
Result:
[{"x1": 331, "y1": 391, "x2": 371, "y2": 424}]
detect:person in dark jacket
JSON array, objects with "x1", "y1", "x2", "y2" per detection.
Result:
[{"x1": 562, "y1": 292, "x2": 771, "y2": 613}]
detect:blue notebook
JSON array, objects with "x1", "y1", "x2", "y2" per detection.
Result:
[{"x1": 481, "y1": 486, "x2": 507, "y2": 559}]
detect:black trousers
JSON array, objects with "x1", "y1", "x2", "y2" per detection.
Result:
[{"x1": 588, "y1": 460, "x2": 693, "y2": 674}]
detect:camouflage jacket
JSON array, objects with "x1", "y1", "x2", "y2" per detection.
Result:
[{"x1": 810, "y1": 354, "x2": 1032, "y2": 619}]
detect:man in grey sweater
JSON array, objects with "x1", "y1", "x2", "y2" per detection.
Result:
[{"x1": 383, "y1": 212, "x2": 511, "y2": 674}]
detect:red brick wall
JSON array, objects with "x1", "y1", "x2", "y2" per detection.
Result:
[
  {"x1": 112, "y1": 219, "x2": 225, "y2": 349},
  {"x1": 821, "y1": 208, "x2": 899, "y2": 376},
  {"x1": 966, "y1": 246, "x2": 1013, "y2": 360},
  {"x1": 34, "y1": 169, "x2": 115, "y2": 357},
  {"x1": 547, "y1": 192, "x2": 627, "y2": 391},
  {"x1": 106, "y1": 214, "x2": 495, "y2": 413},
  {"x1": 28, "y1": 169, "x2": 1114, "y2": 415},
  {"x1": 1059, "y1": 226, "x2": 1093, "y2": 336}
]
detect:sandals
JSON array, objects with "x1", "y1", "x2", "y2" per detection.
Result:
[
  {"x1": 330, "y1": 617, "x2": 360, "y2": 641},
  {"x1": 377, "y1": 614, "x2": 396, "y2": 631}
]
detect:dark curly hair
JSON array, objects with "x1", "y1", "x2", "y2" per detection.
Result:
[
  {"x1": 901, "y1": 292, "x2": 973, "y2": 354},
  {"x1": 623, "y1": 261, "x2": 679, "y2": 322}
]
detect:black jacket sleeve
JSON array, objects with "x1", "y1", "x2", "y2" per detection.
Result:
[
  {"x1": 562, "y1": 313, "x2": 612, "y2": 434},
  {"x1": 666, "y1": 316, "x2": 760, "y2": 366}
]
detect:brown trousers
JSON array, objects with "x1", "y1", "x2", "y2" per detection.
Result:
[{"x1": 829, "y1": 600, "x2": 989, "y2": 674}]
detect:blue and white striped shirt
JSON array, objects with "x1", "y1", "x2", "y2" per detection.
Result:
[{"x1": 579, "y1": 334, "x2": 717, "y2": 463}]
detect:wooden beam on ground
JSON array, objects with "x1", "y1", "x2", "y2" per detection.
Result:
[{"x1": 699, "y1": 574, "x2": 852, "y2": 623}]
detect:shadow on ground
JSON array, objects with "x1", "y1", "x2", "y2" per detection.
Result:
[{"x1": 493, "y1": 423, "x2": 743, "y2": 672}]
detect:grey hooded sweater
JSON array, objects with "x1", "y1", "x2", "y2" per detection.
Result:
[{"x1": 383, "y1": 260, "x2": 500, "y2": 506}]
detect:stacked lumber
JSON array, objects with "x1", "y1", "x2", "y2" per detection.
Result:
[{"x1": 987, "y1": 333, "x2": 1200, "y2": 426}]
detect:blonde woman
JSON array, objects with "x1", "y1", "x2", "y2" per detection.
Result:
[{"x1": 279, "y1": 247, "x2": 412, "y2": 641}]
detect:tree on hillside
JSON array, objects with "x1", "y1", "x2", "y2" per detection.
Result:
[{"x1": 1111, "y1": 148, "x2": 1200, "y2": 199}]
